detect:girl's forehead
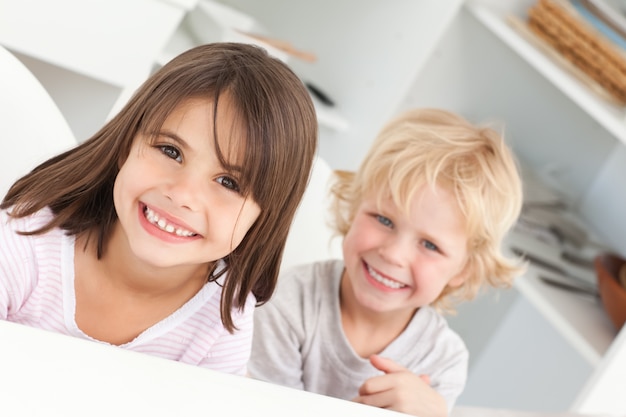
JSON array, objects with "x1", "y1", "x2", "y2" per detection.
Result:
[{"x1": 166, "y1": 96, "x2": 247, "y2": 154}]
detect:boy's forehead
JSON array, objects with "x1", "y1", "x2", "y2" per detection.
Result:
[{"x1": 370, "y1": 181, "x2": 460, "y2": 212}]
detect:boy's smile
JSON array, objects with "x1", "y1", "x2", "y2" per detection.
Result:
[
  {"x1": 365, "y1": 262, "x2": 407, "y2": 291},
  {"x1": 341, "y1": 184, "x2": 469, "y2": 317}
]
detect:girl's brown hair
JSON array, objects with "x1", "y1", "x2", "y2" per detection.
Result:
[{"x1": 2, "y1": 43, "x2": 318, "y2": 331}]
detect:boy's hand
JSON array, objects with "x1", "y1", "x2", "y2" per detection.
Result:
[{"x1": 352, "y1": 354, "x2": 448, "y2": 417}]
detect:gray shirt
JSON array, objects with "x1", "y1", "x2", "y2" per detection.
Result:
[{"x1": 249, "y1": 259, "x2": 469, "y2": 410}]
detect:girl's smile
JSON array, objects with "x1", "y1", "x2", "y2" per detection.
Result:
[{"x1": 139, "y1": 203, "x2": 201, "y2": 241}]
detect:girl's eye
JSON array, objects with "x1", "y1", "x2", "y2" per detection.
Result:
[
  {"x1": 422, "y1": 240, "x2": 439, "y2": 252},
  {"x1": 158, "y1": 145, "x2": 182, "y2": 163},
  {"x1": 375, "y1": 214, "x2": 393, "y2": 228},
  {"x1": 216, "y1": 175, "x2": 241, "y2": 193}
]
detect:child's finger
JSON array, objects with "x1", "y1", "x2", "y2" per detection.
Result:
[
  {"x1": 369, "y1": 354, "x2": 406, "y2": 374},
  {"x1": 358, "y1": 373, "x2": 394, "y2": 396},
  {"x1": 359, "y1": 369, "x2": 431, "y2": 396},
  {"x1": 370, "y1": 355, "x2": 432, "y2": 386},
  {"x1": 352, "y1": 390, "x2": 394, "y2": 410}
]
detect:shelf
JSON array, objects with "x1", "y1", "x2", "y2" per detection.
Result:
[
  {"x1": 158, "y1": 21, "x2": 349, "y2": 133},
  {"x1": 466, "y1": 2, "x2": 626, "y2": 146},
  {"x1": 505, "y1": 230, "x2": 616, "y2": 365}
]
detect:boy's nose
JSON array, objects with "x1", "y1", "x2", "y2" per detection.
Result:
[{"x1": 378, "y1": 236, "x2": 414, "y2": 267}]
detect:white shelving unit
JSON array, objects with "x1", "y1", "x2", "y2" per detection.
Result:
[
  {"x1": 157, "y1": 11, "x2": 350, "y2": 133},
  {"x1": 467, "y1": 3, "x2": 626, "y2": 146},
  {"x1": 505, "y1": 231, "x2": 615, "y2": 366}
]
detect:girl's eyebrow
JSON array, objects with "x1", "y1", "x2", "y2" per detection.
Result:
[
  {"x1": 158, "y1": 129, "x2": 244, "y2": 173},
  {"x1": 158, "y1": 130, "x2": 189, "y2": 150}
]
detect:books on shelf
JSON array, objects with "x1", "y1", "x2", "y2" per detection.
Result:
[
  {"x1": 573, "y1": 0, "x2": 626, "y2": 49},
  {"x1": 524, "y1": 0, "x2": 626, "y2": 106},
  {"x1": 579, "y1": 0, "x2": 626, "y2": 41}
]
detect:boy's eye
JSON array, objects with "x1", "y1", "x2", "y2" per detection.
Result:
[
  {"x1": 376, "y1": 215, "x2": 393, "y2": 228},
  {"x1": 158, "y1": 145, "x2": 182, "y2": 162},
  {"x1": 216, "y1": 175, "x2": 241, "y2": 193},
  {"x1": 422, "y1": 240, "x2": 439, "y2": 252}
]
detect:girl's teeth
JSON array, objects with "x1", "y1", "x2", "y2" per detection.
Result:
[
  {"x1": 144, "y1": 207, "x2": 196, "y2": 237},
  {"x1": 367, "y1": 265, "x2": 406, "y2": 289}
]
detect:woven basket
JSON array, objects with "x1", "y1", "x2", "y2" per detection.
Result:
[{"x1": 528, "y1": 0, "x2": 626, "y2": 105}]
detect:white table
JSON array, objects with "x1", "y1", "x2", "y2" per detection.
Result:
[
  {"x1": 0, "y1": 319, "x2": 613, "y2": 417},
  {"x1": 0, "y1": 320, "x2": 405, "y2": 416}
]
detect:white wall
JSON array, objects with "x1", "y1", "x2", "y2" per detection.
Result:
[
  {"x1": 581, "y1": 144, "x2": 626, "y2": 257},
  {"x1": 455, "y1": 295, "x2": 593, "y2": 412}
]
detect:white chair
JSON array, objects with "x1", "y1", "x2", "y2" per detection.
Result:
[
  {"x1": 0, "y1": 45, "x2": 76, "y2": 198},
  {"x1": 281, "y1": 155, "x2": 343, "y2": 271}
]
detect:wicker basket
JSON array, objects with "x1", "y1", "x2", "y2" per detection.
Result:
[{"x1": 527, "y1": 0, "x2": 626, "y2": 105}]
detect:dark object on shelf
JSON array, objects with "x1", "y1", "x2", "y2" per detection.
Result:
[
  {"x1": 539, "y1": 275, "x2": 600, "y2": 298},
  {"x1": 561, "y1": 250, "x2": 595, "y2": 269},
  {"x1": 594, "y1": 253, "x2": 626, "y2": 330},
  {"x1": 511, "y1": 246, "x2": 596, "y2": 289},
  {"x1": 305, "y1": 82, "x2": 335, "y2": 107}
]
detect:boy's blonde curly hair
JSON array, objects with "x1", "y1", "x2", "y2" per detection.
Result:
[{"x1": 330, "y1": 108, "x2": 525, "y2": 313}]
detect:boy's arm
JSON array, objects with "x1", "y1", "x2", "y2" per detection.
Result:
[
  {"x1": 248, "y1": 296, "x2": 306, "y2": 390},
  {"x1": 353, "y1": 355, "x2": 448, "y2": 417}
]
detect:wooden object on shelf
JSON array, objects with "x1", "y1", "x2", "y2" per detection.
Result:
[
  {"x1": 522, "y1": 0, "x2": 626, "y2": 105},
  {"x1": 594, "y1": 253, "x2": 626, "y2": 330},
  {"x1": 507, "y1": 14, "x2": 623, "y2": 106},
  {"x1": 236, "y1": 30, "x2": 317, "y2": 63},
  {"x1": 619, "y1": 262, "x2": 626, "y2": 288}
]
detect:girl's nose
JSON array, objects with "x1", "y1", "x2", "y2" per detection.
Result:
[{"x1": 164, "y1": 169, "x2": 205, "y2": 211}]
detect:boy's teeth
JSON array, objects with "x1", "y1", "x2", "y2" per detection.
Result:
[
  {"x1": 144, "y1": 207, "x2": 196, "y2": 237},
  {"x1": 367, "y1": 265, "x2": 405, "y2": 289}
]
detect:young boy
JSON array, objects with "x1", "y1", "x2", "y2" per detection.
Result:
[{"x1": 248, "y1": 108, "x2": 524, "y2": 417}]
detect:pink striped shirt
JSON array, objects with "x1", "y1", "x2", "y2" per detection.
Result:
[{"x1": 0, "y1": 207, "x2": 255, "y2": 375}]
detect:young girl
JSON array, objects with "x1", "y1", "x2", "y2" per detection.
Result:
[
  {"x1": 249, "y1": 108, "x2": 524, "y2": 416},
  {"x1": 0, "y1": 42, "x2": 317, "y2": 375}
]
